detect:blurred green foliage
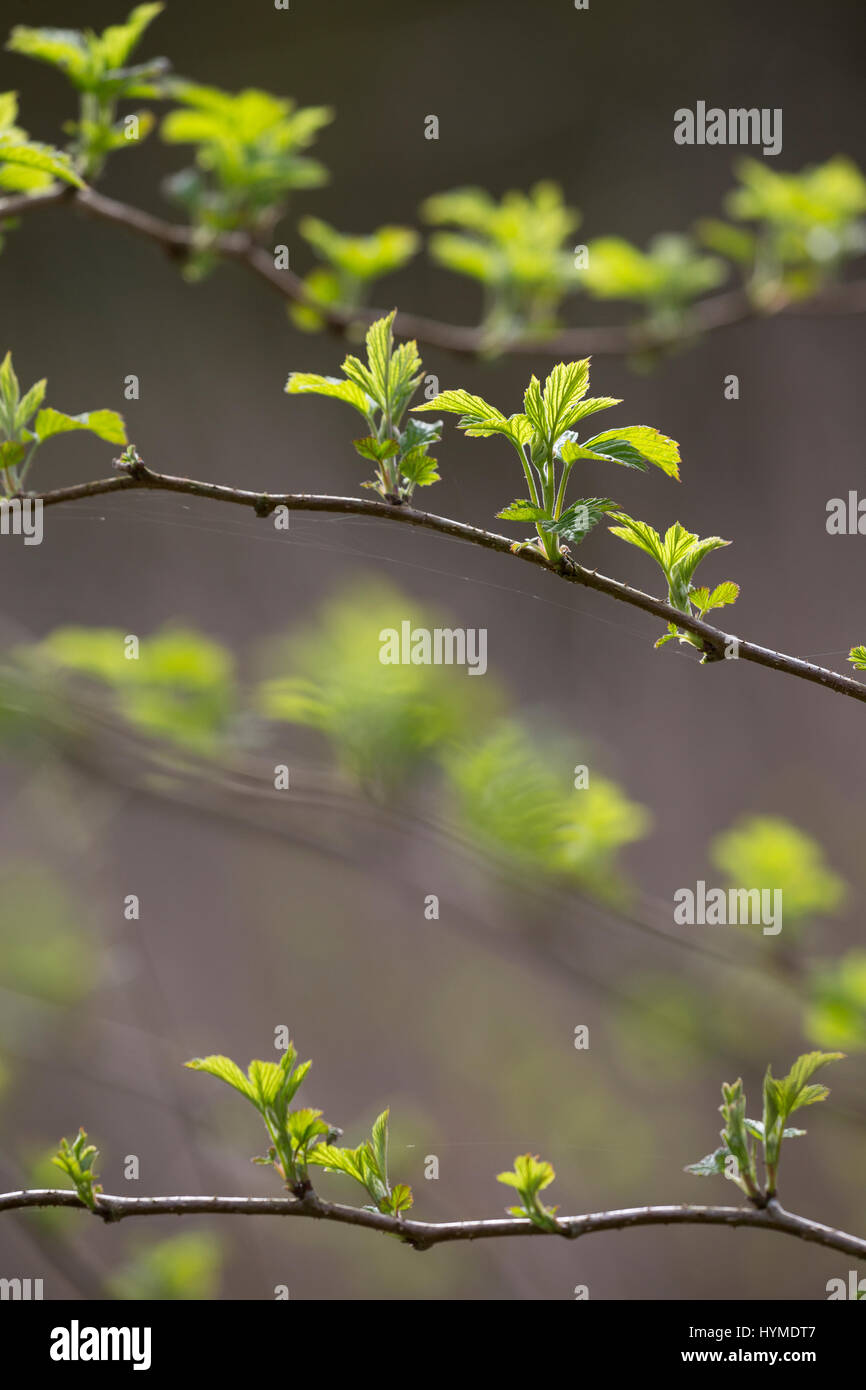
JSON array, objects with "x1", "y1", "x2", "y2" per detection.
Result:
[
  {"x1": 445, "y1": 721, "x2": 648, "y2": 901},
  {"x1": 258, "y1": 581, "x2": 488, "y2": 796},
  {"x1": 422, "y1": 181, "x2": 582, "y2": 345},
  {"x1": 0, "y1": 866, "x2": 91, "y2": 1004},
  {"x1": 6, "y1": 4, "x2": 167, "y2": 177},
  {"x1": 1, "y1": 590, "x2": 859, "y2": 1061},
  {"x1": 710, "y1": 814, "x2": 846, "y2": 926},
  {"x1": 20, "y1": 625, "x2": 236, "y2": 753},
  {"x1": 291, "y1": 217, "x2": 419, "y2": 331},
  {"x1": 805, "y1": 951, "x2": 866, "y2": 1051},
  {"x1": 581, "y1": 233, "x2": 726, "y2": 330},
  {"x1": 3, "y1": 9, "x2": 865, "y2": 358},
  {"x1": 0, "y1": 91, "x2": 82, "y2": 197},
  {"x1": 161, "y1": 81, "x2": 332, "y2": 272},
  {"x1": 107, "y1": 1232, "x2": 221, "y2": 1299},
  {"x1": 700, "y1": 156, "x2": 866, "y2": 302}
]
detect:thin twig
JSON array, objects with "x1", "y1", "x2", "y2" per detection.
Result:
[
  {"x1": 2, "y1": 186, "x2": 865, "y2": 357},
  {"x1": 2, "y1": 1189, "x2": 865, "y2": 1258},
  {"x1": 27, "y1": 463, "x2": 866, "y2": 705}
]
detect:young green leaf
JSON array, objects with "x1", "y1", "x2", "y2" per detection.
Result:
[
  {"x1": 288, "y1": 314, "x2": 431, "y2": 501},
  {"x1": 0, "y1": 354, "x2": 127, "y2": 493},
  {"x1": 0, "y1": 134, "x2": 85, "y2": 189},
  {"x1": 294, "y1": 217, "x2": 419, "y2": 328},
  {"x1": 690, "y1": 581, "x2": 740, "y2": 614},
  {"x1": 539, "y1": 359, "x2": 590, "y2": 441},
  {"x1": 496, "y1": 499, "x2": 550, "y2": 522},
  {"x1": 307, "y1": 1142, "x2": 368, "y2": 1187},
  {"x1": 683, "y1": 1147, "x2": 728, "y2": 1177},
  {"x1": 541, "y1": 497, "x2": 618, "y2": 544},
  {"x1": 414, "y1": 387, "x2": 512, "y2": 436},
  {"x1": 581, "y1": 233, "x2": 726, "y2": 309},
  {"x1": 384, "y1": 1183, "x2": 414, "y2": 1216},
  {"x1": 0, "y1": 441, "x2": 27, "y2": 472},
  {"x1": 52, "y1": 1129, "x2": 102, "y2": 1211},
  {"x1": 577, "y1": 426, "x2": 680, "y2": 479},
  {"x1": 184, "y1": 1054, "x2": 256, "y2": 1103},
  {"x1": 609, "y1": 512, "x2": 736, "y2": 653},
  {"x1": 688, "y1": 1054, "x2": 845, "y2": 1204},
  {"x1": 7, "y1": 8, "x2": 167, "y2": 178},
  {"x1": 6, "y1": 27, "x2": 92, "y2": 86},
  {"x1": 308, "y1": 1108, "x2": 413, "y2": 1217},
  {"x1": 187, "y1": 1042, "x2": 329, "y2": 1195},
  {"x1": 422, "y1": 181, "x2": 581, "y2": 346},
  {"x1": 399, "y1": 416, "x2": 441, "y2": 452},
  {"x1": 496, "y1": 1154, "x2": 559, "y2": 1231},
  {"x1": 353, "y1": 436, "x2": 399, "y2": 463},
  {"x1": 607, "y1": 513, "x2": 667, "y2": 565},
  {"x1": 399, "y1": 445, "x2": 440, "y2": 488},
  {"x1": 33, "y1": 407, "x2": 127, "y2": 445},
  {"x1": 161, "y1": 80, "x2": 332, "y2": 243},
  {"x1": 370, "y1": 1109, "x2": 389, "y2": 1183},
  {"x1": 285, "y1": 372, "x2": 371, "y2": 418}
]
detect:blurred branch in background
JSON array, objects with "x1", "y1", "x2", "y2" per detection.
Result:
[
  {"x1": 0, "y1": 584, "x2": 863, "y2": 1294},
  {"x1": 0, "y1": 581, "x2": 862, "y2": 1085},
  {"x1": 1, "y1": 4, "x2": 866, "y2": 357},
  {"x1": 1, "y1": 162, "x2": 865, "y2": 360}
]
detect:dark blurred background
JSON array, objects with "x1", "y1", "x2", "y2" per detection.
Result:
[{"x1": 0, "y1": 0, "x2": 864, "y2": 1299}]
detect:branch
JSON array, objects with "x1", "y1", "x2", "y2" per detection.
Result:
[
  {"x1": 2, "y1": 186, "x2": 865, "y2": 358},
  {"x1": 3, "y1": 1188, "x2": 865, "y2": 1258},
  {"x1": 29, "y1": 462, "x2": 866, "y2": 706}
]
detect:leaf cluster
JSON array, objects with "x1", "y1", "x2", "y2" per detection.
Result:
[
  {"x1": 710, "y1": 814, "x2": 846, "y2": 927},
  {"x1": 607, "y1": 514, "x2": 738, "y2": 654},
  {"x1": 7, "y1": 5, "x2": 167, "y2": 176},
  {"x1": 685, "y1": 1052, "x2": 843, "y2": 1201},
  {"x1": 186, "y1": 1043, "x2": 334, "y2": 1196},
  {"x1": 423, "y1": 181, "x2": 581, "y2": 346},
  {"x1": 287, "y1": 311, "x2": 440, "y2": 501},
  {"x1": 21, "y1": 624, "x2": 235, "y2": 752},
  {"x1": 496, "y1": 1154, "x2": 559, "y2": 1231},
  {"x1": 52, "y1": 1128, "x2": 103, "y2": 1210},
  {"x1": 161, "y1": 80, "x2": 332, "y2": 263},
  {"x1": 0, "y1": 90, "x2": 84, "y2": 196},
  {"x1": 291, "y1": 217, "x2": 419, "y2": 331},
  {"x1": 416, "y1": 355, "x2": 679, "y2": 564},
  {"x1": 308, "y1": 1110, "x2": 413, "y2": 1217},
  {"x1": 700, "y1": 156, "x2": 866, "y2": 304},
  {"x1": 0, "y1": 350, "x2": 126, "y2": 494}
]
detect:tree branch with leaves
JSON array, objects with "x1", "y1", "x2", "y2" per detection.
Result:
[
  {"x1": 4, "y1": 1047, "x2": 865, "y2": 1265},
  {"x1": 5, "y1": 312, "x2": 866, "y2": 704},
  {"x1": 0, "y1": 6, "x2": 865, "y2": 357}
]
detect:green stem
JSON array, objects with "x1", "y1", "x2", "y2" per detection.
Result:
[
  {"x1": 553, "y1": 458, "x2": 574, "y2": 519},
  {"x1": 513, "y1": 442, "x2": 540, "y2": 507},
  {"x1": 537, "y1": 446, "x2": 561, "y2": 563},
  {"x1": 16, "y1": 442, "x2": 39, "y2": 491}
]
